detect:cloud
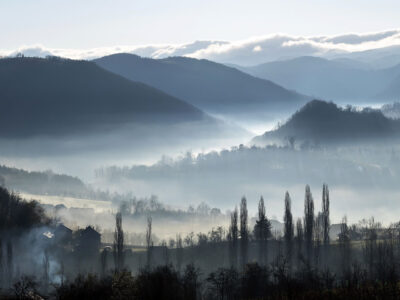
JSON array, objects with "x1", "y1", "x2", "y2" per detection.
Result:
[{"x1": 2, "y1": 29, "x2": 400, "y2": 65}]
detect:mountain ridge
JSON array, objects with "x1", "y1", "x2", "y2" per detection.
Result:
[
  {"x1": 0, "y1": 56, "x2": 209, "y2": 138},
  {"x1": 94, "y1": 53, "x2": 309, "y2": 118}
]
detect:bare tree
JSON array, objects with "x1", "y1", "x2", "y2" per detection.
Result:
[
  {"x1": 113, "y1": 212, "x2": 124, "y2": 272},
  {"x1": 240, "y1": 197, "x2": 249, "y2": 269},
  {"x1": 228, "y1": 207, "x2": 239, "y2": 268},
  {"x1": 284, "y1": 192, "x2": 294, "y2": 268}
]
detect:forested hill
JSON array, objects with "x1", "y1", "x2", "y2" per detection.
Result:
[
  {"x1": 94, "y1": 53, "x2": 309, "y2": 115},
  {"x1": 0, "y1": 56, "x2": 207, "y2": 138},
  {"x1": 0, "y1": 165, "x2": 88, "y2": 196},
  {"x1": 252, "y1": 100, "x2": 400, "y2": 146}
]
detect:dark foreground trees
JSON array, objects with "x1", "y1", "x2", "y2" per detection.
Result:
[{"x1": 50, "y1": 263, "x2": 400, "y2": 300}]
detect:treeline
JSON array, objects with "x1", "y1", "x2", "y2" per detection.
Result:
[
  {"x1": 0, "y1": 165, "x2": 88, "y2": 197},
  {"x1": 95, "y1": 144, "x2": 399, "y2": 190},
  {"x1": 0, "y1": 164, "x2": 143, "y2": 203},
  {"x1": 3, "y1": 184, "x2": 400, "y2": 299}
]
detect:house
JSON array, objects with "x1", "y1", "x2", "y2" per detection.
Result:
[
  {"x1": 75, "y1": 226, "x2": 101, "y2": 258},
  {"x1": 53, "y1": 224, "x2": 73, "y2": 246}
]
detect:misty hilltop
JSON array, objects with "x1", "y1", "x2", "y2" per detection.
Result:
[
  {"x1": 94, "y1": 53, "x2": 309, "y2": 119},
  {"x1": 0, "y1": 56, "x2": 209, "y2": 138},
  {"x1": 252, "y1": 100, "x2": 400, "y2": 146},
  {"x1": 239, "y1": 56, "x2": 400, "y2": 102}
]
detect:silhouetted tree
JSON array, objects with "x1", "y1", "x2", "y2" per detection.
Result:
[
  {"x1": 7, "y1": 241, "x2": 13, "y2": 287},
  {"x1": 284, "y1": 192, "x2": 294, "y2": 268},
  {"x1": 146, "y1": 216, "x2": 153, "y2": 269},
  {"x1": 161, "y1": 240, "x2": 169, "y2": 265},
  {"x1": 363, "y1": 217, "x2": 378, "y2": 279},
  {"x1": 42, "y1": 249, "x2": 49, "y2": 292},
  {"x1": 240, "y1": 197, "x2": 249, "y2": 269},
  {"x1": 206, "y1": 267, "x2": 239, "y2": 300},
  {"x1": 0, "y1": 239, "x2": 3, "y2": 287},
  {"x1": 176, "y1": 234, "x2": 183, "y2": 273},
  {"x1": 303, "y1": 185, "x2": 314, "y2": 263},
  {"x1": 113, "y1": 212, "x2": 124, "y2": 272},
  {"x1": 322, "y1": 184, "x2": 330, "y2": 247},
  {"x1": 254, "y1": 196, "x2": 271, "y2": 266},
  {"x1": 100, "y1": 249, "x2": 108, "y2": 277},
  {"x1": 182, "y1": 264, "x2": 201, "y2": 300},
  {"x1": 338, "y1": 216, "x2": 351, "y2": 275},
  {"x1": 228, "y1": 207, "x2": 239, "y2": 268},
  {"x1": 296, "y1": 218, "x2": 304, "y2": 264}
]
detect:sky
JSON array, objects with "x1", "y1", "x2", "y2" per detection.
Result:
[
  {"x1": 2, "y1": 0, "x2": 400, "y2": 66},
  {"x1": 2, "y1": 0, "x2": 400, "y2": 49}
]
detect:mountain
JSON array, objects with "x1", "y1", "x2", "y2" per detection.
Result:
[
  {"x1": 252, "y1": 100, "x2": 400, "y2": 146},
  {"x1": 377, "y1": 74, "x2": 400, "y2": 100},
  {"x1": 94, "y1": 53, "x2": 309, "y2": 118},
  {"x1": 240, "y1": 56, "x2": 400, "y2": 102},
  {"x1": 0, "y1": 56, "x2": 208, "y2": 138}
]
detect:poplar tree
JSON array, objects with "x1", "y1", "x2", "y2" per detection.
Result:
[
  {"x1": 240, "y1": 197, "x2": 249, "y2": 269},
  {"x1": 304, "y1": 185, "x2": 314, "y2": 263},
  {"x1": 284, "y1": 192, "x2": 294, "y2": 266}
]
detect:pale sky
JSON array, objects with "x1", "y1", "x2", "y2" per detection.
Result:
[{"x1": 1, "y1": 0, "x2": 400, "y2": 49}]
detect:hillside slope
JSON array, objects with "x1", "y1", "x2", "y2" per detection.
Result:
[
  {"x1": 94, "y1": 54, "x2": 309, "y2": 116},
  {"x1": 252, "y1": 100, "x2": 400, "y2": 146},
  {"x1": 0, "y1": 56, "x2": 208, "y2": 137}
]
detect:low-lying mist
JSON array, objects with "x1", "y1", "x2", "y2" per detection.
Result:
[{"x1": 93, "y1": 143, "x2": 400, "y2": 225}]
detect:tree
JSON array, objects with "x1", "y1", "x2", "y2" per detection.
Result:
[
  {"x1": 176, "y1": 234, "x2": 183, "y2": 273},
  {"x1": 253, "y1": 197, "x2": 271, "y2": 265},
  {"x1": 100, "y1": 249, "x2": 108, "y2": 277},
  {"x1": 295, "y1": 218, "x2": 304, "y2": 264},
  {"x1": 283, "y1": 192, "x2": 294, "y2": 267},
  {"x1": 303, "y1": 185, "x2": 314, "y2": 263},
  {"x1": 240, "y1": 197, "x2": 249, "y2": 269},
  {"x1": 42, "y1": 249, "x2": 49, "y2": 292},
  {"x1": 146, "y1": 216, "x2": 153, "y2": 269},
  {"x1": 322, "y1": 184, "x2": 330, "y2": 247},
  {"x1": 338, "y1": 216, "x2": 351, "y2": 275},
  {"x1": 7, "y1": 241, "x2": 13, "y2": 287},
  {"x1": 113, "y1": 212, "x2": 124, "y2": 272},
  {"x1": 228, "y1": 207, "x2": 239, "y2": 268}
]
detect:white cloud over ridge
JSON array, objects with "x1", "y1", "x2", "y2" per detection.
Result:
[{"x1": 2, "y1": 29, "x2": 400, "y2": 66}]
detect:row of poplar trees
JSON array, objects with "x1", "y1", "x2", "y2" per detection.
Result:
[{"x1": 227, "y1": 184, "x2": 330, "y2": 270}]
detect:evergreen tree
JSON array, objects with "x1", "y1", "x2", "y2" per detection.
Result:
[{"x1": 253, "y1": 197, "x2": 272, "y2": 265}]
